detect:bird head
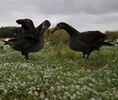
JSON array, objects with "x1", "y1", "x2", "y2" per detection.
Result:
[
  {"x1": 39, "y1": 20, "x2": 51, "y2": 34},
  {"x1": 51, "y1": 22, "x2": 66, "y2": 33}
]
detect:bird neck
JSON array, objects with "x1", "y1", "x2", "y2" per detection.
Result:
[
  {"x1": 64, "y1": 24, "x2": 80, "y2": 36},
  {"x1": 36, "y1": 23, "x2": 43, "y2": 31}
]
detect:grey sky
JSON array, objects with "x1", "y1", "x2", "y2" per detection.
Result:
[{"x1": 0, "y1": 0, "x2": 118, "y2": 32}]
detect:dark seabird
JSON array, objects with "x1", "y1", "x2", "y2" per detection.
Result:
[
  {"x1": 51, "y1": 22, "x2": 114, "y2": 59},
  {"x1": 4, "y1": 19, "x2": 50, "y2": 59}
]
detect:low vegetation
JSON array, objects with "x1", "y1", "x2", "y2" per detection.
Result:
[
  {"x1": 0, "y1": 27, "x2": 118, "y2": 99},
  {"x1": 0, "y1": 42, "x2": 118, "y2": 100}
]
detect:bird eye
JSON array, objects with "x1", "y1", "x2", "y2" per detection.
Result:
[{"x1": 59, "y1": 24, "x2": 62, "y2": 27}]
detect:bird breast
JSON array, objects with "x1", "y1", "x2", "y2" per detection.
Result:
[
  {"x1": 29, "y1": 36, "x2": 44, "y2": 52},
  {"x1": 69, "y1": 38, "x2": 90, "y2": 52}
]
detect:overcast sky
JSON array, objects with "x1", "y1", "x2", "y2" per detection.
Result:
[{"x1": 0, "y1": 0, "x2": 118, "y2": 32}]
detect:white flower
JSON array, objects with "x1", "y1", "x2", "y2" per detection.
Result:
[
  {"x1": 4, "y1": 89, "x2": 7, "y2": 94},
  {"x1": 89, "y1": 97, "x2": 96, "y2": 100},
  {"x1": 30, "y1": 86, "x2": 36, "y2": 91},
  {"x1": 40, "y1": 92, "x2": 45, "y2": 99},
  {"x1": 61, "y1": 85, "x2": 65, "y2": 89},
  {"x1": 76, "y1": 91, "x2": 81, "y2": 95},
  {"x1": 28, "y1": 91, "x2": 33, "y2": 95},
  {"x1": 23, "y1": 82, "x2": 26, "y2": 85},
  {"x1": 8, "y1": 78, "x2": 12, "y2": 82},
  {"x1": 57, "y1": 85, "x2": 61, "y2": 91},
  {"x1": 64, "y1": 92, "x2": 70, "y2": 97},
  {"x1": 14, "y1": 85, "x2": 18, "y2": 89},
  {"x1": 63, "y1": 96, "x2": 67, "y2": 99},
  {"x1": 50, "y1": 86, "x2": 54, "y2": 91},
  {"x1": 75, "y1": 85, "x2": 80, "y2": 89},
  {"x1": 71, "y1": 93, "x2": 76, "y2": 99},
  {"x1": 34, "y1": 91, "x2": 38, "y2": 97},
  {"x1": 44, "y1": 98, "x2": 49, "y2": 100}
]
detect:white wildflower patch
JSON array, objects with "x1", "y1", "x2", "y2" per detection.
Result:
[{"x1": 0, "y1": 46, "x2": 118, "y2": 99}]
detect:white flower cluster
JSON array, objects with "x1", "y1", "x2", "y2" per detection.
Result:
[{"x1": 0, "y1": 46, "x2": 118, "y2": 99}]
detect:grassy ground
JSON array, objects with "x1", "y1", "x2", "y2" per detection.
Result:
[{"x1": 0, "y1": 43, "x2": 118, "y2": 100}]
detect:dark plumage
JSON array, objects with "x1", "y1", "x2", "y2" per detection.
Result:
[
  {"x1": 10, "y1": 27, "x2": 23, "y2": 37},
  {"x1": 4, "y1": 19, "x2": 50, "y2": 59},
  {"x1": 16, "y1": 19, "x2": 39, "y2": 41},
  {"x1": 8, "y1": 27, "x2": 23, "y2": 42},
  {"x1": 51, "y1": 22, "x2": 114, "y2": 59}
]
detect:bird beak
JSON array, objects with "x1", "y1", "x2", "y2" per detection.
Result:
[
  {"x1": 51, "y1": 27, "x2": 59, "y2": 34},
  {"x1": 40, "y1": 27, "x2": 46, "y2": 34},
  {"x1": 16, "y1": 19, "x2": 23, "y2": 24}
]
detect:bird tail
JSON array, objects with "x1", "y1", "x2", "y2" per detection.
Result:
[
  {"x1": 3, "y1": 40, "x2": 9, "y2": 45},
  {"x1": 103, "y1": 42, "x2": 114, "y2": 46}
]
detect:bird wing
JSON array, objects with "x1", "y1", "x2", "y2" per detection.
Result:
[
  {"x1": 78, "y1": 31, "x2": 105, "y2": 44},
  {"x1": 16, "y1": 19, "x2": 39, "y2": 40},
  {"x1": 16, "y1": 19, "x2": 35, "y2": 30}
]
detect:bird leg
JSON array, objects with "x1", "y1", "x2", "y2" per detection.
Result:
[
  {"x1": 83, "y1": 52, "x2": 90, "y2": 59},
  {"x1": 86, "y1": 55, "x2": 89, "y2": 59},
  {"x1": 86, "y1": 51, "x2": 91, "y2": 59},
  {"x1": 21, "y1": 50, "x2": 29, "y2": 60},
  {"x1": 83, "y1": 53, "x2": 86, "y2": 58},
  {"x1": 21, "y1": 51, "x2": 25, "y2": 55},
  {"x1": 25, "y1": 54, "x2": 29, "y2": 60}
]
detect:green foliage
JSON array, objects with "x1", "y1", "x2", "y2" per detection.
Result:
[
  {"x1": 50, "y1": 43, "x2": 79, "y2": 59},
  {"x1": 105, "y1": 30, "x2": 118, "y2": 40},
  {"x1": 0, "y1": 27, "x2": 15, "y2": 38},
  {"x1": 43, "y1": 29, "x2": 50, "y2": 41},
  {"x1": 48, "y1": 28, "x2": 69, "y2": 45}
]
